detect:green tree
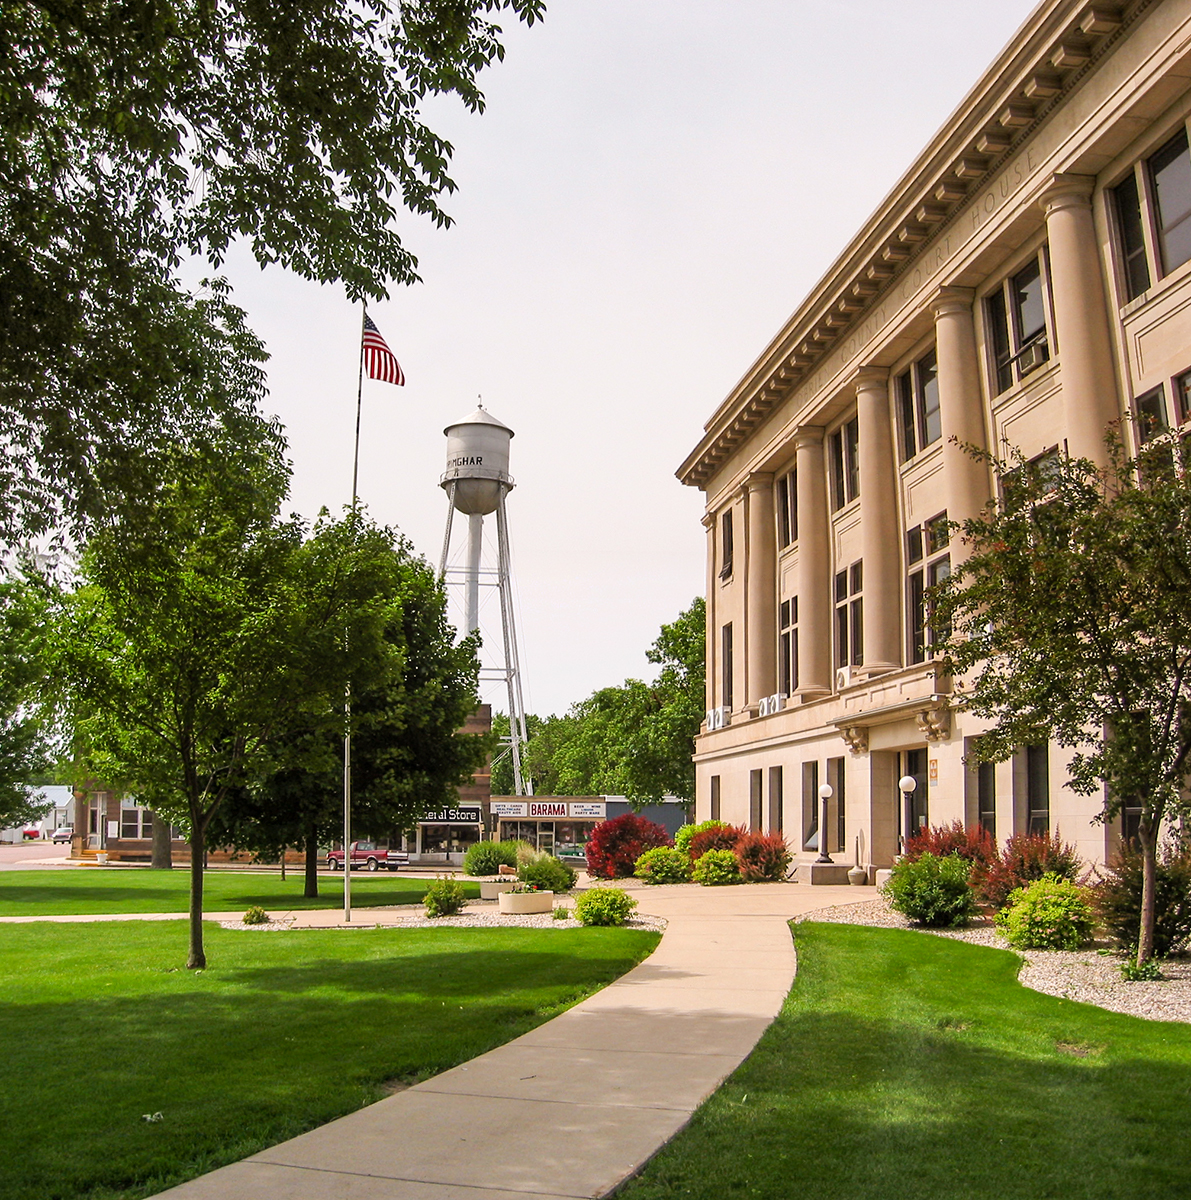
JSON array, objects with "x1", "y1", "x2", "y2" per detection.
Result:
[
  {"x1": 936, "y1": 439, "x2": 1191, "y2": 968},
  {"x1": 0, "y1": 580, "x2": 53, "y2": 828},
  {"x1": 2, "y1": 0, "x2": 542, "y2": 538},
  {"x1": 54, "y1": 442, "x2": 402, "y2": 967},
  {"x1": 212, "y1": 548, "x2": 488, "y2": 897}
]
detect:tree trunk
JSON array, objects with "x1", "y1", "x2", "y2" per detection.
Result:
[
  {"x1": 149, "y1": 812, "x2": 172, "y2": 869},
  {"x1": 1137, "y1": 817, "x2": 1158, "y2": 968},
  {"x1": 280, "y1": 846, "x2": 286, "y2": 881},
  {"x1": 304, "y1": 817, "x2": 319, "y2": 899},
  {"x1": 187, "y1": 818, "x2": 207, "y2": 970}
]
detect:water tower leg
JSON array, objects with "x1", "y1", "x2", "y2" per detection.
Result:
[
  {"x1": 495, "y1": 491, "x2": 530, "y2": 796},
  {"x1": 465, "y1": 513, "x2": 483, "y2": 635},
  {"x1": 438, "y1": 483, "x2": 457, "y2": 578}
]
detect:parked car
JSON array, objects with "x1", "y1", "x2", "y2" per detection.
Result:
[
  {"x1": 21, "y1": 826, "x2": 41, "y2": 840},
  {"x1": 326, "y1": 841, "x2": 409, "y2": 872},
  {"x1": 51, "y1": 826, "x2": 74, "y2": 844}
]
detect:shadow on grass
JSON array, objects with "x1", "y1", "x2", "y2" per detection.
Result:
[
  {"x1": 618, "y1": 924, "x2": 1191, "y2": 1200},
  {"x1": 0, "y1": 924, "x2": 657, "y2": 1200}
]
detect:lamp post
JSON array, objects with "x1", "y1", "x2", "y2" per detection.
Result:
[
  {"x1": 816, "y1": 783, "x2": 834, "y2": 864},
  {"x1": 898, "y1": 774, "x2": 917, "y2": 854}
]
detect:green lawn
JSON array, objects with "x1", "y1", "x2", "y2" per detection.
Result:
[
  {"x1": 0, "y1": 867, "x2": 478, "y2": 916},
  {"x1": 0, "y1": 920, "x2": 658, "y2": 1200},
  {"x1": 620, "y1": 922, "x2": 1191, "y2": 1200}
]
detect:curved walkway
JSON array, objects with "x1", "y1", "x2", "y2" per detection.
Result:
[{"x1": 149, "y1": 881, "x2": 871, "y2": 1200}]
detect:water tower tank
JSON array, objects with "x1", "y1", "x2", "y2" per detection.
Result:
[{"x1": 440, "y1": 406, "x2": 514, "y2": 516}]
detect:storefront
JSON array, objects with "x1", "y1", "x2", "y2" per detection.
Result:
[
  {"x1": 413, "y1": 805, "x2": 482, "y2": 865},
  {"x1": 492, "y1": 799, "x2": 607, "y2": 855}
]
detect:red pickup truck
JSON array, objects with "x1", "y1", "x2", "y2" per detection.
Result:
[{"x1": 326, "y1": 841, "x2": 410, "y2": 872}]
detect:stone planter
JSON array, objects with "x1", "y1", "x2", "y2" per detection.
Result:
[
  {"x1": 848, "y1": 865, "x2": 868, "y2": 886},
  {"x1": 95, "y1": 852, "x2": 109, "y2": 864},
  {"x1": 498, "y1": 889, "x2": 554, "y2": 915},
  {"x1": 480, "y1": 880, "x2": 517, "y2": 900}
]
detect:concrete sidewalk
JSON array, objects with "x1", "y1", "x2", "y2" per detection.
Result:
[{"x1": 151, "y1": 881, "x2": 873, "y2": 1200}]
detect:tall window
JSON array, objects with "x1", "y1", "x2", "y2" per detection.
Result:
[
  {"x1": 719, "y1": 510, "x2": 734, "y2": 579},
  {"x1": 829, "y1": 417, "x2": 859, "y2": 510},
  {"x1": 986, "y1": 249, "x2": 1052, "y2": 394},
  {"x1": 119, "y1": 804, "x2": 153, "y2": 839},
  {"x1": 749, "y1": 769, "x2": 763, "y2": 832},
  {"x1": 897, "y1": 349, "x2": 941, "y2": 460},
  {"x1": 1130, "y1": 366, "x2": 1191, "y2": 445},
  {"x1": 1113, "y1": 127, "x2": 1191, "y2": 302},
  {"x1": 978, "y1": 762, "x2": 996, "y2": 838},
  {"x1": 828, "y1": 756, "x2": 846, "y2": 855},
  {"x1": 776, "y1": 469, "x2": 797, "y2": 547},
  {"x1": 835, "y1": 560, "x2": 863, "y2": 670},
  {"x1": 1026, "y1": 744, "x2": 1050, "y2": 836},
  {"x1": 768, "y1": 765, "x2": 783, "y2": 834},
  {"x1": 778, "y1": 597, "x2": 798, "y2": 696},
  {"x1": 710, "y1": 775, "x2": 721, "y2": 821},
  {"x1": 721, "y1": 623, "x2": 734, "y2": 710},
  {"x1": 907, "y1": 513, "x2": 950, "y2": 663},
  {"x1": 801, "y1": 760, "x2": 819, "y2": 852}
]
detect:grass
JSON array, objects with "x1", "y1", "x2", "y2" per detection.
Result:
[
  {"x1": 0, "y1": 920, "x2": 659, "y2": 1200},
  {"x1": 618, "y1": 922, "x2": 1191, "y2": 1200},
  {"x1": 0, "y1": 867, "x2": 480, "y2": 916}
]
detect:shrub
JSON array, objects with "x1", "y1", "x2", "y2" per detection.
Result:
[
  {"x1": 585, "y1": 813, "x2": 671, "y2": 878},
  {"x1": 512, "y1": 839, "x2": 538, "y2": 867},
  {"x1": 674, "y1": 820, "x2": 727, "y2": 858},
  {"x1": 1092, "y1": 843, "x2": 1191, "y2": 958},
  {"x1": 1121, "y1": 957, "x2": 1163, "y2": 982},
  {"x1": 692, "y1": 847, "x2": 741, "y2": 886},
  {"x1": 882, "y1": 852, "x2": 977, "y2": 927},
  {"x1": 242, "y1": 905, "x2": 270, "y2": 925},
  {"x1": 552, "y1": 904, "x2": 571, "y2": 921},
  {"x1": 995, "y1": 874, "x2": 1095, "y2": 950},
  {"x1": 735, "y1": 831, "x2": 792, "y2": 882},
  {"x1": 904, "y1": 821, "x2": 997, "y2": 888},
  {"x1": 463, "y1": 839, "x2": 519, "y2": 877},
  {"x1": 575, "y1": 887, "x2": 638, "y2": 926},
  {"x1": 689, "y1": 824, "x2": 746, "y2": 862},
  {"x1": 423, "y1": 876, "x2": 467, "y2": 918},
  {"x1": 634, "y1": 846, "x2": 692, "y2": 884},
  {"x1": 982, "y1": 831, "x2": 1082, "y2": 908},
  {"x1": 519, "y1": 855, "x2": 576, "y2": 893}
]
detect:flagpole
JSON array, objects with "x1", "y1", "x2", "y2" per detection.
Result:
[{"x1": 344, "y1": 303, "x2": 367, "y2": 924}]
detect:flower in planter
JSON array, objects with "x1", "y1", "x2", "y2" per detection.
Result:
[{"x1": 508, "y1": 881, "x2": 547, "y2": 893}]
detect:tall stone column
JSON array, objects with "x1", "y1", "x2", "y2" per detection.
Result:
[
  {"x1": 854, "y1": 367, "x2": 900, "y2": 676},
  {"x1": 745, "y1": 473, "x2": 776, "y2": 707},
  {"x1": 701, "y1": 511, "x2": 715, "y2": 715},
  {"x1": 1039, "y1": 174, "x2": 1121, "y2": 466},
  {"x1": 795, "y1": 427, "x2": 831, "y2": 698},
  {"x1": 931, "y1": 286, "x2": 991, "y2": 536}
]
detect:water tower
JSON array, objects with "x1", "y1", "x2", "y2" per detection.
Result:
[{"x1": 438, "y1": 405, "x2": 531, "y2": 796}]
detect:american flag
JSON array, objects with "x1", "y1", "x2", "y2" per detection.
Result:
[{"x1": 362, "y1": 314, "x2": 405, "y2": 386}]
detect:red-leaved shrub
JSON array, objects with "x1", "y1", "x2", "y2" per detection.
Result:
[
  {"x1": 981, "y1": 830, "x2": 1082, "y2": 909},
  {"x1": 904, "y1": 821, "x2": 997, "y2": 888},
  {"x1": 585, "y1": 814, "x2": 671, "y2": 879},
  {"x1": 735, "y1": 831, "x2": 792, "y2": 882},
  {"x1": 689, "y1": 824, "x2": 746, "y2": 861}
]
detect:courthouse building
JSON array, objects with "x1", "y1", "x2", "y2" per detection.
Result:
[{"x1": 681, "y1": 0, "x2": 1191, "y2": 877}]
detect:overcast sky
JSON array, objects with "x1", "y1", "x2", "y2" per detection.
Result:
[{"x1": 215, "y1": 0, "x2": 1038, "y2": 717}]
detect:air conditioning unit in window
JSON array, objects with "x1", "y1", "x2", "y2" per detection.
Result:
[
  {"x1": 758, "y1": 693, "x2": 787, "y2": 717},
  {"x1": 706, "y1": 707, "x2": 730, "y2": 730},
  {"x1": 1017, "y1": 341, "x2": 1048, "y2": 375},
  {"x1": 835, "y1": 667, "x2": 853, "y2": 691}
]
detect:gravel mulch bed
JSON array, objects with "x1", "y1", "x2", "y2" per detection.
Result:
[
  {"x1": 219, "y1": 906, "x2": 667, "y2": 934},
  {"x1": 805, "y1": 897, "x2": 1191, "y2": 1025}
]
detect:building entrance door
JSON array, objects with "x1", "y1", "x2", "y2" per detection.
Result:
[
  {"x1": 537, "y1": 824, "x2": 554, "y2": 856},
  {"x1": 900, "y1": 748, "x2": 929, "y2": 849}
]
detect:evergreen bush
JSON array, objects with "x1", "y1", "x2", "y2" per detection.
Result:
[
  {"x1": 634, "y1": 846, "x2": 692, "y2": 884},
  {"x1": 574, "y1": 887, "x2": 638, "y2": 926},
  {"x1": 518, "y1": 854, "x2": 576, "y2": 893},
  {"x1": 882, "y1": 852, "x2": 977, "y2": 927},
  {"x1": 463, "y1": 839, "x2": 519, "y2": 877},
  {"x1": 1092, "y1": 844, "x2": 1191, "y2": 957},
  {"x1": 423, "y1": 876, "x2": 467, "y2": 918},
  {"x1": 995, "y1": 874, "x2": 1095, "y2": 950},
  {"x1": 692, "y1": 847, "x2": 741, "y2": 886}
]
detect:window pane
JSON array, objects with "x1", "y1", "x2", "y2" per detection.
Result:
[
  {"x1": 779, "y1": 630, "x2": 792, "y2": 694},
  {"x1": 776, "y1": 476, "x2": 790, "y2": 547},
  {"x1": 1012, "y1": 258, "x2": 1046, "y2": 346},
  {"x1": 720, "y1": 511, "x2": 733, "y2": 578},
  {"x1": 780, "y1": 598, "x2": 791, "y2": 628},
  {"x1": 850, "y1": 598, "x2": 863, "y2": 666},
  {"x1": 830, "y1": 431, "x2": 845, "y2": 510},
  {"x1": 987, "y1": 289, "x2": 1013, "y2": 393},
  {"x1": 788, "y1": 471, "x2": 798, "y2": 541},
  {"x1": 721, "y1": 623, "x2": 733, "y2": 709},
  {"x1": 1114, "y1": 171, "x2": 1152, "y2": 299},
  {"x1": 1150, "y1": 130, "x2": 1191, "y2": 274},
  {"x1": 845, "y1": 417, "x2": 860, "y2": 500},
  {"x1": 850, "y1": 560, "x2": 863, "y2": 596},
  {"x1": 926, "y1": 513, "x2": 949, "y2": 555},
  {"x1": 978, "y1": 762, "x2": 996, "y2": 838},
  {"x1": 836, "y1": 603, "x2": 849, "y2": 670},
  {"x1": 906, "y1": 525, "x2": 923, "y2": 564},
  {"x1": 917, "y1": 350, "x2": 941, "y2": 446},
  {"x1": 909, "y1": 571, "x2": 926, "y2": 663},
  {"x1": 1026, "y1": 744, "x2": 1049, "y2": 836},
  {"x1": 1136, "y1": 387, "x2": 1169, "y2": 442},
  {"x1": 898, "y1": 371, "x2": 917, "y2": 459},
  {"x1": 834, "y1": 569, "x2": 848, "y2": 604},
  {"x1": 1177, "y1": 370, "x2": 1191, "y2": 425}
]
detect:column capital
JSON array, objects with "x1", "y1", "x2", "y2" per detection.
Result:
[
  {"x1": 852, "y1": 365, "x2": 889, "y2": 393},
  {"x1": 792, "y1": 424, "x2": 825, "y2": 450},
  {"x1": 744, "y1": 471, "x2": 774, "y2": 496},
  {"x1": 1038, "y1": 172, "x2": 1095, "y2": 216},
  {"x1": 929, "y1": 285, "x2": 975, "y2": 318}
]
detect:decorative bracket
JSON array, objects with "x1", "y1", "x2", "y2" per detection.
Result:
[
  {"x1": 840, "y1": 724, "x2": 869, "y2": 755},
  {"x1": 915, "y1": 703, "x2": 951, "y2": 742}
]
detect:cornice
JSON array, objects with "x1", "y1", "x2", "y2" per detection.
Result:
[{"x1": 677, "y1": 0, "x2": 1147, "y2": 491}]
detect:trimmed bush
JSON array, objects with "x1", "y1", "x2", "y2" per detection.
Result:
[
  {"x1": 585, "y1": 813, "x2": 671, "y2": 878},
  {"x1": 552, "y1": 904, "x2": 571, "y2": 921},
  {"x1": 689, "y1": 824, "x2": 746, "y2": 862},
  {"x1": 982, "y1": 830, "x2": 1082, "y2": 909},
  {"x1": 519, "y1": 854, "x2": 577, "y2": 893},
  {"x1": 995, "y1": 874, "x2": 1095, "y2": 950},
  {"x1": 575, "y1": 887, "x2": 638, "y2": 926},
  {"x1": 882, "y1": 852, "x2": 977, "y2": 927},
  {"x1": 423, "y1": 876, "x2": 467, "y2": 918},
  {"x1": 904, "y1": 821, "x2": 997, "y2": 888},
  {"x1": 692, "y1": 847, "x2": 741, "y2": 886},
  {"x1": 735, "y1": 831, "x2": 792, "y2": 882},
  {"x1": 1092, "y1": 844, "x2": 1191, "y2": 957},
  {"x1": 242, "y1": 905, "x2": 270, "y2": 925},
  {"x1": 634, "y1": 846, "x2": 692, "y2": 884},
  {"x1": 674, "y1": 820, "x2": 727, "y2": 858},
  {"x1": 463, "y1": 839, "x2": 519, "y2": 877}
]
